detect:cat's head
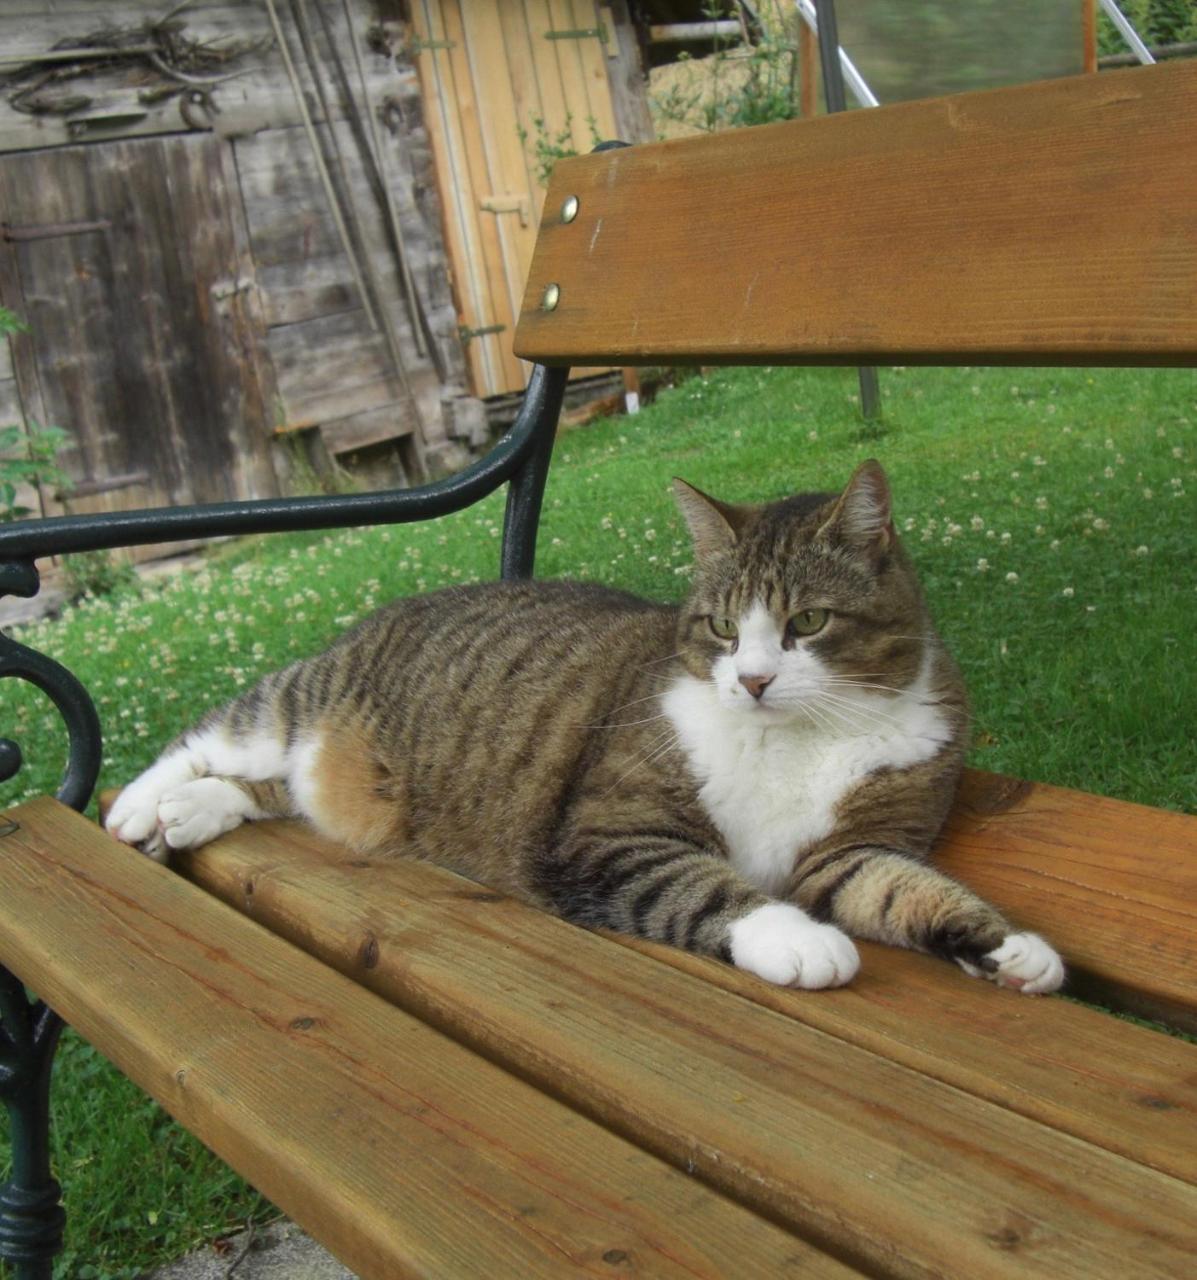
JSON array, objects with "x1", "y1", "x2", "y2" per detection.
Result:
[{"x1": 673, "y1": 460, "x2": 928, "y2": 722}]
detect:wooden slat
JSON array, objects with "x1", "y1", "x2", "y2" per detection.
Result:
[
  {"x1": 0, "y1": 797, "x2": 847, "y2": 1280},
  {"x1": 514, "y1": 61, "x2": 1197, "y2": 367},
  {"x1": 935, "y1": 770, "x2": 1197, "y2": 1032},
  {"x1": 149, "y1": 812, "x2": 1197, "y2": 1279}
]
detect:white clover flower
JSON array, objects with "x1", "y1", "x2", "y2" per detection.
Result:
[
  {"x1": 1062, "y1": 587, "x2": 1075, "y2": 598},
  {"x1": 1134, "y1": 545, "x2": 1149, "y2": 557},
  {"x1": 1034, "y1": 496, "x2": 1049, "y2": 510},
  {"x1": 1092, "y1": 518, "x2": 1109, "y2": 531},
  {"x1": 976, "y1": 558, "x2": 990, "y2": 572},
  {"x1": 970, "y1": 515, "x2": 984, "y2": 531},
  {"x1": 1005, "y1": 572, "x2": 1019, "y2": 583}
]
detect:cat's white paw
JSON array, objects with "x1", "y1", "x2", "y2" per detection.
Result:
[
  {"x1": 959, "y1": 931, "x2": 1064, "y2": 995},
  {"x1": 106, "y1": 752, "x2": 201, "y2": 862},
  {"x1": 728, "y1": 902, "x2": 860, "y2": 989},
  {"x1": 158, "y1": 778, "x2": 251, "y2": 851}
]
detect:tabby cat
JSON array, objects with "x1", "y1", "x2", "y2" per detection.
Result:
[{"x1": 107, "y1": 460, "x2": 1064, "y2": 994}]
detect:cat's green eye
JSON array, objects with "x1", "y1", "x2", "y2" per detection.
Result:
[
  {"x1": 709, "y1": 615, "x2": 739, "y2": 641},
  {"x1": 787, "y1": 608, "x2": 830, "y2": 638}
]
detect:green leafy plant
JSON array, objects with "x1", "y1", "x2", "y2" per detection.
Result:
[
  {"x1": 517, "y1": 112, "x2": 601, "y2": 187},
  {"x1": 60, "y1": 550, "x2": 138, "y2": 601},
  {"x1": 1, "y1": 307, "x2": 73, "y2": 522}
]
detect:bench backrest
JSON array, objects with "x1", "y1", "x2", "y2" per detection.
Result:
[{"x1": 514, "y1": 61, "x2": 1197, "y2": 369}]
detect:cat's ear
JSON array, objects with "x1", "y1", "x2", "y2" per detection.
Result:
[
  {"x1": 818, "y1": 459, "x2": 894, "y2": 553},
  {"x1": 673, "y1": 478, "x2": 742, "y2": 563}
]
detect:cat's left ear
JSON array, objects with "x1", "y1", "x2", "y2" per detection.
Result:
[
  {"x1": 673, "y1": 478, "x2": 744, "y2": 564},
  {"x1": 818, "y1": 459, "x2": 895, "y2": 554}
]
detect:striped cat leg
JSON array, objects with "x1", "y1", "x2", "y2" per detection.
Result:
[
  {"x1": 107, "y1": 664, "x2": 306, "y2": 860},
  {"x1": 788, "y1": 847, "x2": 1064, "y2": 994},
  {"x1": 535, "y1": 832, "x2": 860, "y2": 989}
]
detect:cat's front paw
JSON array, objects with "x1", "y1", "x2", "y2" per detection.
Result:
[
  {"x1": 158, "y1": 778, "x2": 249, "y2": 851},
  {"x1": 958, "y1": 931, "x2": 1064, "y2": 995},
  {"x1": 106, "y1": 779, "x2": 173, "y2": 863},
  {"x1": 728, "y1": 903, "x2": 860, "y2": 989},
  {"x1": 106, "y1": 750, "x2": 203, "y2": 864}
]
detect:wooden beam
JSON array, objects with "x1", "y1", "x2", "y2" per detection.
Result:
[
  {"x1": 515, "y1": 61, "x2": 1197, "y2": 368},
  {"x1": 1082, "y1": 0, "x2": 1098, "y2": 73}
]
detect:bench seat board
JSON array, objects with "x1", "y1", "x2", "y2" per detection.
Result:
[
  {"x1": 937, "y1": 771, "x2": 1197, "y2": 1033},
  {"x1": 513, "y1": 61, "x2": 1197, "y2": 369},
  {"x1": 158, "y1": 813, "x2": 1197, "y2": 1277},
  {"x1": 0, "y1": 797, "x2": 853, "y2": 1280}
]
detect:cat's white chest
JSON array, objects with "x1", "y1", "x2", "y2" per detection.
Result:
[{"x1": 663, "y1": 674, "x2": 949, "y2": 894}]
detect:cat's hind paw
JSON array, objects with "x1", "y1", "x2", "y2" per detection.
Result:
[
  {"x1": 959, "y1": 931, "x2": 1064, "y2": 995},
  {"x1": 728, "y1": 903, "x2": 860, "y2": 990}
]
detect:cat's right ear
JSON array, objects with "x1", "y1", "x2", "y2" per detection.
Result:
[{"x1": 673, "y1": 479, "x2": 741, "y2": 564}]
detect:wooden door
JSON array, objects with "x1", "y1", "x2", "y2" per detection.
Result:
[
  {"x1": 411, "y1": 0, "x2": 618, "y2": 397},
  {"x1": 0, "y1": 134, "x2": 277, "y2": 545}
]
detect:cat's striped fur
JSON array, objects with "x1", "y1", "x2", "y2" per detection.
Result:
[{"x1": 107, "y1": 461, "x2": 1064, "y2": 993}]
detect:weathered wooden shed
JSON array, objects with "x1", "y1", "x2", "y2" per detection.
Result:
[{"x1": 0, "y1": 0, "x2": 657, "y2": 543}]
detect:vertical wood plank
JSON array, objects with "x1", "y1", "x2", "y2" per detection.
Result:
[
  {"x1": 439, "y1": 0, "x2": 528, "y2": 394},
  {"x1": 569, "y1": 0, "x2": 620, "y2": 141},
  {"x1": 598, "y1": 0, "x2": 655, "y2": 145},
  {"x1": 460, "y1": 1, "x2": 540, "y2": 323},
  {"x1": 410, "y1": 0, "x2": 498, "y2": 396},
  {"x1": 1082, "y1": 0, "x2": 1098, "y2": 73},
  {"x1": 800, "y1": 19, "x2": 818, "y2": 117}
]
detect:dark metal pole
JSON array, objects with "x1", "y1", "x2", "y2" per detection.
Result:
[
  {"x1": 814, "y1": 0, "x2": 882, "y2": 421},
  {"x1": 500, "y1": 365, "x2": 570, "y2": 580}
]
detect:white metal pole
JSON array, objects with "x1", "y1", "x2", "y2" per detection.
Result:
[
  {"x1": 794, "y1": 0, "x2": 880, "y2": 108},
  {"x1": 1098, "y1": 0, "x2": 1156, "y2": 64}
]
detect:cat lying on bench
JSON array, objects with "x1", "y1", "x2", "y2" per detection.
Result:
[{"x1": 107, "y1": 460, "x2": 1063, "y2": 994}]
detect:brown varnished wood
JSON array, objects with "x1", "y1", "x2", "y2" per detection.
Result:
[
  {"x1": 106, "y1": 811, "x2": 1197, "y2": 1279},
  {"x1": 935, "y1": 769, "x2": 1197, "y2": 1033},
  {"x1": 514, "y1": 61, "x2": 1197, "y2": 368},
  {"x1": 0, "y1": 797, "x2": 849, "y2": 1280}
]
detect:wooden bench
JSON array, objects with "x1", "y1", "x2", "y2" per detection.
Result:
[{"x1": 2, "y1": 58, "x2": 1196, "y2": 1279}]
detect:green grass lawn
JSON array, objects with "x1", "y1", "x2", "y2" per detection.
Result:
[{"x1": 1, "y1": 362, "x2": 1194, "y2": 1276}]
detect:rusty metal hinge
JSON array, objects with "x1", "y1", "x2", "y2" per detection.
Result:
[
  {"x1": 479, "y1": 194, "x2": 531, "y2": 227},
  {"x1": 458, "y1": 323, "x2": 507, "y2": 346}
]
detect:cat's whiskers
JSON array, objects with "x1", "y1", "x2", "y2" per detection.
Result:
[
  {"x1": 818, "y1": 694, "x2": 904, "y2": 730},
  {"x1": 808, "y1": 691, "x2": 901, "y2": 735},
  {"x1": 636, "y1": 651, "x2": 686, "y2": 670},
  {"x1": 602, "y1": 727, "x2": 681, "y2": 796},
  {"x1": 599, "y1": 690, "x2": 671, "y2": 718},
  {"x1": 581, "y1": 713, "x2": 670, "y2": 730},
  {"x1": 824, "y1": 678, "x2": 908, "y2": 696}
]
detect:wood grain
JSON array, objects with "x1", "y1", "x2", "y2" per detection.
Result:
[
  {"x1": 0, "y1": 797, "x2": 847, "y2": 1280},
  {"x1": 113, "y1": 810, "x2": 1197, "y2": 1279},
  {"x1": 935, "y1": 770, "x2": 1197, "y2": 1032},
  {"x1": 514, "y1": 61, "x2": 1197, "y2": 367}
]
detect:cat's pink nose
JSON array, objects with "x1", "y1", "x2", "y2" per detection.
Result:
[{"x1": 739, "y1": 674, "x2": 775, "y2": 700}]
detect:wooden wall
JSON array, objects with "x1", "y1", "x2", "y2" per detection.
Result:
[{"x1": 0, "y1": 0, "x2": 486, "y2": 537}]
